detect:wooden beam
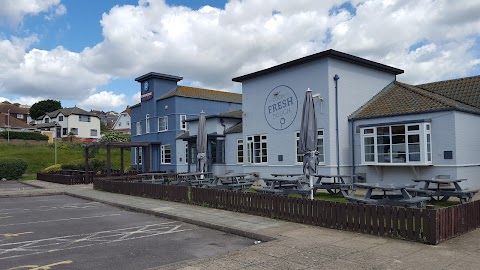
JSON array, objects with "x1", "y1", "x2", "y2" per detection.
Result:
[
  {"x1": 106, "y1": 145, "x2": 111, "y2": 176},
  {"x1": 120, "y1": 148, "x2": 124, "y2": 176}
]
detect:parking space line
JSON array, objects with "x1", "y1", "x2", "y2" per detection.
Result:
[
  {"x1": 0, "y1": 232, "x2": 33, "y2": 238},
  {"x1": 7, "y1": 260, "x2": 73, "y2": 270},
  {"x1": 0, "y1": 222, "x2": 192, "y2": 260},
  {"x1": 0, "y1": 202, "x2": 101, "y2": 214},
  {"x1": 0, "y1": 214, "x2": 121, "y2": 227},
  {"x1": 0, "y1": 216, "x2": 12, "y2": 219}
]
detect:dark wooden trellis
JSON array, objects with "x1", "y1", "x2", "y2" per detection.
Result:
[{"x1": 84, "y1": 141, "x2": 150, "y2": 182}]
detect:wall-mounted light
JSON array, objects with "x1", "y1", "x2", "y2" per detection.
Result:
[
  {"x1": 164, "y1": 105, "x2": 168, "y2": 110},
  {"x1": 312, "y1": 93, "x2": 324, "y2": 113}
]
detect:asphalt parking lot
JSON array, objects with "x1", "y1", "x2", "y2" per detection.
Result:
[
  {"x1": 0, "y1": 195, "x2": 253, "y2": 270},
  {"x1": 0, "y1": 181, "x2": 37, "y2": 190}
]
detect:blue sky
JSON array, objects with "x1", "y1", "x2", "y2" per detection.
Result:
[{"x1": 0, "y1": 0, "x2": 479, "y2": 112}]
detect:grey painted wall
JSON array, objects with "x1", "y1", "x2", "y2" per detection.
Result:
[{"x1": 239, "y1": 56, "x2": 395, "y2": 178}]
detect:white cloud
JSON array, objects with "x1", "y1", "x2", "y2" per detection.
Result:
[
  {"x1": 132, "y1": 92, "x2": 141, "y2": 104},
  {"x1": 0, "y1": 0, "x2": 62, "y2": 27},
  {"x1": 79, "y1": 91, "x2": 126, "y2": 110},
  {"x1": 45, "y1": 4, "x2": 67, "y2": 21},
  {"x1": 1, "y1": 0, "x2": 480, "y2": 109}
]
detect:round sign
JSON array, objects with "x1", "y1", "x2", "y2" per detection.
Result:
[{"x1": 264, "y1": 85, "x2": 298, "y2": 130}]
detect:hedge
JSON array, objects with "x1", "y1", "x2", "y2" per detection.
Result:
[
  {"x1": 61, "y1": 158, "x2": 106, "y2": 172},
  {"x1": 0, "y1": 131, "x2": 48, "y2": 141},
  {"x1": 0, "y1": 158, "x2": 28, "y2": 180}
]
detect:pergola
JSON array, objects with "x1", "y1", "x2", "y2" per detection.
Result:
[{"x1": 83, "y1": 141, "x2": 150, "y2": 182}]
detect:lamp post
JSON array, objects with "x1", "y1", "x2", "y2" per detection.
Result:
[
  {"x1": 7, "y1": 109, "x2": 10, "y2": 143},
  {"x1": 54, "y1": 122, "x2": 58, "y2": 164}
]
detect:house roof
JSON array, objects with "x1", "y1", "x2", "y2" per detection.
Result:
[
  {"x1": 185, "y1": 109, "x2": 243, "y2": 122},
  {"x1": 0, "y1": 113, "x2": 35, "y2": 129},
  {"x1": 232, "y1": 49, "x2": 404, "y2": 82},
  {"x1": 225, "y1": 122, "x2": 243, "y2": 134},
  {"x1": 122, "y1": 106, "x2": 131, "y2": 116},
  {"x1": 135, "y1": 72, "x2": 183, "y2": 82},
  {"x1": 160, "y1": 86, "x2": 242, "y2": 104},
  {"x1": 417, "y1": 75, "x2": 480, "y2": 109},
  {"x1": 34, "y1": 122, "x2": 59, "y2": 128},
  {"x1": 0, "y1": 101, "x2": 30, "y2": 115},
  {"x1": 38, "y1": 107, "x2": 98, "y2": 119},
  {"x1": 349, "y1": 80, "x2": 480, "y2": 120}
]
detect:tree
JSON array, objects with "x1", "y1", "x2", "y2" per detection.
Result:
[{"x1": 29, "y1": 99, "x2": 62, "y2": 120}]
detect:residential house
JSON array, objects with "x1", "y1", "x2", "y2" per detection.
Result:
[
  {"x1": 0, "y1": 101, "x2": 30, "y2": 123},
  {"x1": 112, "y1": 106, "x2": 131, "y2": 134},
  {"x1": 35, "y1": 107, "x2": 101, "y2": 139},
  {"x1": 0, "y1": 113, "x2": 36, "y2": 132}
]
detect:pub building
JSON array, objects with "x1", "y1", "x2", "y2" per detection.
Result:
[{"x1": 131, "y1": 49, "x2": 480, "y2": 189}]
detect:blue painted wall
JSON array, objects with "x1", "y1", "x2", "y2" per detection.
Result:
[{"x1": 131, "y1": 74, "x2": 241, "y2": 172}]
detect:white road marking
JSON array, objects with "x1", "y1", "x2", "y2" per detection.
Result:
[
  {"x1": 0, "y1": 222, "x2": 192, "y2": 260},
  {"x1": 0, "y1": 216, "x2": 12, "y2": 219},
  {"x1": 6, "y1": 260, "x2": 73, "y2": 269},
  {"x1": 0, "y1": 202, "x2": 101, "y2": 214},
  {"x1": 0, "y1": 214, "x2": 121, "y2": 227}
]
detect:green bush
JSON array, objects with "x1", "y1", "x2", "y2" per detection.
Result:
[
  {"x1": 44, "y1": 164, "x2": 62, "y2": 173},
  {"x1": 100, "y1": 131, "x2": 131, "y2": 142},
  {"x1": 0, "y1": 131, "x2": 48, "y2": 141},
  {"x1": 0, "y1": 158, "x2": 28, "y2": 180},
  {"x1": 61, "y1": 158, "x2": 106, "y2": 172}
]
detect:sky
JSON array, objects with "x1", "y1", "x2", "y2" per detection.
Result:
[{"x1": 0, "y1": 0, "x2": 479, "y2": 112}]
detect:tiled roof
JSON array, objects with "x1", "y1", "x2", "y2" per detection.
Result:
[
  {"x1": 225, "y1": 122, "x2": 242, "y2": 134},
  {"x1": 160, "y1": 86, "x2": 242, "y2": 104},
  {"x1": 417, "y1": 75, "x2": 480, "y2": 109},
  {"x1": 122, "y1": 106, "x2": 131, "y2": 116},
  {"x1": 349, "y1": 81, "x2": 480, "y2": 120},
  {"x1": 40, "y1": 107, "x2": 98, "y2": 119},
  {"x1": 0, "y1": 102, "x2": 29, "y2": 115},
  {"x1": 0, "y1": 113, "x2": 35, "y2": 129},
  {"x1": 218, "y1": 109, "x2": 242, "y2": 118}
]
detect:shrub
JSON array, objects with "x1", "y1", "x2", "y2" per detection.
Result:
[
  {"x1": 44, "y1": 164, "x2": 62, "y2": 173},
  {"x1": 0, "y1": 158, "x2": 28, "y2": 180},
  {"x1": 61, "y1": 158, "x2": 106, "y2": 172},
  {"x1": 0, "y1": 131, "x2": 48, "y2": 141},
  {"x1": 100, "y1": 131, "x2": 131, "y2": 142}
]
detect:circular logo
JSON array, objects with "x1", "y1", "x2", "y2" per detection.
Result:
[
  {"x1": 264, "y1": 85, "x2": 298, "y2": 130},
  {"x1": 144, "y1": 81, "x2": 149, "y2": 91}
]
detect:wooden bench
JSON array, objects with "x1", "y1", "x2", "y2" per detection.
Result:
[
  {"x1": 255, "y1": 188, "x2": 284, "y2": 194},
  {"x1": 343, "y1": 195, "x2": 376, "y2": 205}
]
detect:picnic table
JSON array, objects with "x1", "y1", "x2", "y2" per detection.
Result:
[
  {"x1": 313, "y1": 174, "x2": 355, "y2": 194},
  {"x1": 409, "y1": 178, "x2": 478, "y2": 204},
  {"x1": 137, "y1": 172, "x2": 171, "y2": 184},
  {"x1": 271, "y1": 173, "x2": 304, "y2": 178},
  {"x1": 255, "y1": 177, "x2": 311, "y2": 197},
  {"x1": 344, "y1": 182, "x2": 430, "y2": 208},
  {"x1": 210, "y1": 173, "x2": 253, "y2": 190},
  {"x1": 176, "y1": 172, "x2": 213, "y2": 187}
]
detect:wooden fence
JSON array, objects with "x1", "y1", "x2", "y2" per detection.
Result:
[
  {"x1": 92, "y1": 178, "x2": 480, "y2": 244},
  {"x1": 37, "y1": 172, "x2": 92, "y2": 185}
]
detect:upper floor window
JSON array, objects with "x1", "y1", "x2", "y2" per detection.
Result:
[
  {"x1": 145, "y1": 114, "x2": 150, "y2": 133},
  {"x1": 79, "y1": 115, "x2": 91, "y2": 122},
  {"x1": 296, "y1": 129, "x2": 325, "y2": 164},
  {"x1": 44, "y1": 118, "x2": 50, "y2": 123},
  {"x1": 180, "y1": 115, "x2": 187, "y2": 130},
  {"x1": 17, "y1": 114, "x2": 24, "y2": 119},
  {"x1": 136, "y1": 122, "x2": 141, "y2": 135},
  {"x1": 246, "y1": 135, "x2": 268, "y2": 164},
  {"x1": 360, "y1": 123, "x2": 432, "y2": 165},
  {"x1": 158, "y1": 116, "x2": 168, "y2": 132},
  {"x1": 58, "y1": 116, "x2": 63, "y2": 121}
]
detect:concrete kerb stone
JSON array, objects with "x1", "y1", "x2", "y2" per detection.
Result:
[{"x1": 66, "y1": 191, "x2": 277, "y2": 243}]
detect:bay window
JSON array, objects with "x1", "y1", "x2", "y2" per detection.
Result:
[{"x1": 360, "y1": 122, "x2": 432, "y2": 165}]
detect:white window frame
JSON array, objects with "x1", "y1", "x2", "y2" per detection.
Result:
[
  {"x1": 17, "y1": 114, "x2": 24, "y2": 119},
  {"x1": 58, "y1": 115, "x2": 63, "y2": 121},
  {"x1": 185, "y1": 142, "x2": 189, "y2": 164},
  {"x1": 295, "y1": 129, "x2": 325, "y2": 164},
  {"x1": 246, "y1": 134, "x2": 268, "y2": 164},
  {"x1": 70, "y1": 128, "x2": 78, "y2": 135},
  {"x1": 145, "y1": 114, "x2": 150, "y2": 133},
  {"x1": 90, "y1": 129, "x2": 98, "y2": 136},
  {"x1": 180, "y1": 114, "x2": 187, "y2": 130},
  {"x1": 161, "y1": 144, "x2": 171, "y2": 164},
  {"x1": 136, "y1": 122, "x2": 141, "y2": 135},
  {"x1": 135, "y1": 147, "x2": 142, "y2": 165},
  {"x1": 158, "y1": 116, "x2": 168, "y2": 132},
  {"x1": 237, "y1": 139, "x2": 244, "y2": 164},
  {"x1": 360, "y1": 122, "x2": 432, "y2": 165}
]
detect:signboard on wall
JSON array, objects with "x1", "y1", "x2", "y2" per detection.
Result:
[
  {"x1": 141, "y1": 92, "x2": 153, "y2": 102},
  {"x1": 264, "y1": 85, "x2": 298, "y2": 130}
]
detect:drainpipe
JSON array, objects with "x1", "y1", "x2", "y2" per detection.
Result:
[
  {"x1": 350, "y1": 119, "x2": 356, "y2": 182},
  {"x1": 334, "y1": 74, "x2": 340, "y2": 175}
]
